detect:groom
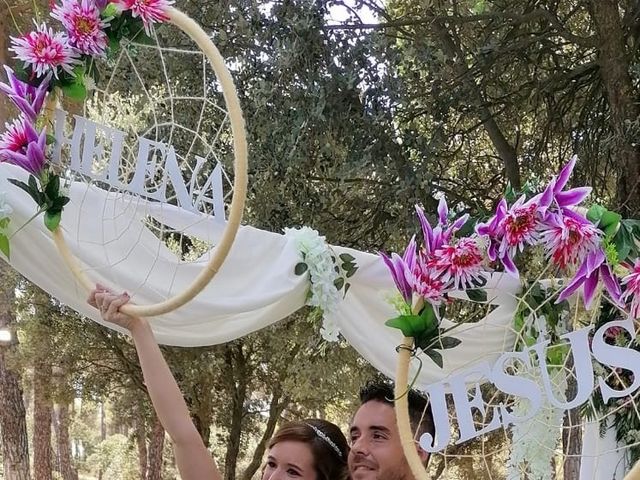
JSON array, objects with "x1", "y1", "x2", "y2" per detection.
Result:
[{"x1": 349, "y1": 380, "x2": 433, "y2": 480}]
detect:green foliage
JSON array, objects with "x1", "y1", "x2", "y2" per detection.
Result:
[{"x1": 86, "y1": 434, "x2": 139, "y2": 480}]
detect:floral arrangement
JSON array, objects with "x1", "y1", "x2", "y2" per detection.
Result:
[
  {"x1": 287, "y1": 226, "x2": 358, "y2": 342},
  {"x1": 381, "y1": 157, "x2": 640, "y2": 363},
  {"x1": 0, "y1": 0, "x2": 174, "y2": 258}
]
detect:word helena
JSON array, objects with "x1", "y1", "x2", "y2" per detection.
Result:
[
  {"x1": 51, "y1": 110, "x2": 226, "y2": 217},
  {"x1": 419, "y1": 318, "x2": 640, "y2": 453}
]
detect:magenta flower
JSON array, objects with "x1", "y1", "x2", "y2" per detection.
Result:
[
  {"x1": 117, "y1": 0, "x2": 174, "y2": 34},
  {"x1": 416, "y1": 198, "x2": 469, "y2": 256},
  {"x1": 51, "y1": 0, "x2": 111, "y2": 56},
  {"x1": 406, "y1": 252, "x2": 447, "y2": 306},
  {"x1": 0, "y1": 66, "x2": 50, "y2": 122},
  {"x1": 0, "y1": 118, "x2": 48, "y2": 175},
  {"x1": 557, "y1": 249, "x2": 623, "y2": 310},
  {"x1": 621, "y1": 259, "x2": 640, "y2": 319},
  {"x1": 540, "y1": 210, "x2": 602, "y2": 269},
  {"x1": 476, "y1": 193, "x2": 550, "y2": 277},
  {"x1": 380, "y1": 235, "x2": 417, "y2": 303},
  {"x1": 545, "y1": 156, "x2": 592, "y2": 210},
  {"x1": 9, "y1": 23, "x2": 80, "y2": 78},
  {"x1": 430, "y1": 237, "x2": 485, "y2": 290}
]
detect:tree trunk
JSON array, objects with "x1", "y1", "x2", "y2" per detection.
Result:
[
  {"x1": 240, "y1": 391, "x2": 288, "y2": 480},
  {"x1": 98, "y1": 402, "x2": 106, "y2": 480},
  {"x1": 135, "y1": 415, "x2": 148, "y2": 479},
  {"x1": 0, "y1": 264, "x2": 30, "y2": 480},
  {"x1": 223, "y1": 344, "x2": 248, "y2": 480},
  {"x1": 54, "y1": 404, "x2": 78, "y2": 480},
  {"x1": 33, "y1": 357, "x2": 53, "y2": 480},
  {"x1": 562, "y1": 356, "x2": 582, "y2": 480},
  {"x1": 32, "y1": 287, "x2": 54, "y2": 480},
  {"x1": 590, "y1": 0, "x2": 640, "y2": 216},
  {"x1": 146, "y1": 417, "x2": 165, "y2": 480}
]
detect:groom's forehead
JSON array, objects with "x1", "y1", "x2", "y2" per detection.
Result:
[{"x1": 351, "y1": 400, "x2": 396, "y2": 429}]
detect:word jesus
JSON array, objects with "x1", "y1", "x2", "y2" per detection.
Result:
[
  {"x1": 420, "y1": 317, "x2": 640, "y2": 452},
  {"x1": 51, "y1": 110, "x2": 226, "y2": 218}
]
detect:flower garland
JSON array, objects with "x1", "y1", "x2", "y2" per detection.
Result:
[
  {"x1": 381, "y1": 157, "x2": 640, "y2": 365},
  {"x1": 381, "y1": 158, "x2": 640, "y2": 469},
  {"x1": 0, "y1": 0, "x2": 174, "y2": 258},
  {"x1": 286, "y1": 226, "x2": 358, "y2": 342}
]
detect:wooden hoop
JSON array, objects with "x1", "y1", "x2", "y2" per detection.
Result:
[
  {"x1": 395, "y1": 335, "x2": 430, "y2": 480},
  {"x1": 51, "y1": 7, "x2": 248, "y2": 318}
]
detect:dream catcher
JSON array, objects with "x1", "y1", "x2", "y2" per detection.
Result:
[
  {"x1": 381, "y1": 159, "x2": 640, "y2": 479},
  {"x1": 1, "y1": 1, "x2": 247, "y2": 318}
]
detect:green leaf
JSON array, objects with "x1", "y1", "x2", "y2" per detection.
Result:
[
  {"x1": 600, "y1": 210, "x2": 622, "y2": 228},
  {"x1": 45, "y1": 175, "x2": 60, "y2": 200},
  {"x1": 9, "y1": 178, "x2": 42, "y2": 205},
  {"x1": 467, "y1": 288, "x2": 487, "y2": 302},
  {"x1": 424, "y1": 349, "x2": 443, "y2": 368},
  {"x1": 28, "y1": 174, "x2": 38, "y2": 192},
  {"x1": 61, "y1": 82, "x2": 87, "y2": 102},
  {"x1": 547, "y1": 344, "x2": 570, "y2": 367},
  {"x1": 504, "y1": 181, "x2": 516, "y2": 202},
  {"x1": 346, "y1": 267, "x2": 358, "y2": 278},
  {"x1": 344, "y1": 283, "x2": 351, "y2": 295},
  {"x1": 614, "y1": 224, "x2": 633, "y2": 262},
  {"x1": 0, "y1": 218, "x2": 9, "y2": 229},
  {"x1": 342, "y1": 261, "x2": 355, "y2": 270},
  {"x1": 46, "y1": 134, "x2": 56, "y2": 145},
  {"x1": 44, "y1": 211, "x2": 62, "y2": 232},
  {"x1": 102, "y1": 3, "x2": 118, "y2": 17},
  {"x1": 339, "y1": 253, "x2": 356, "y2": 263},
  {"x1": 294, "y1": 262, "x2": 308, "y2": 275},
  {"x1": 386, "y1": 314, "x2": 422, "y2": 338},
  {"x1": 7, "y1": 178, "x2": 31, "y2": 194},
  {"x1": 437, "y1": 336, "x2": 462, "y2": 350},
  {"x1": 0, "y1": 234, "x2": 9, "y2": 259},
  {"x1": 471, "y1": 275, "x2": 488, "y2": 288},
  {"x1": 587, "y1": 204, "x2": 606, "y2": 223},
  {"x1": 107, "y1": 36, "x2": 121, "y2": 56},
  {"x1": 334, "y1": 277, "x2": 345, "y2": 290},
  {"x1": 52, "y1": 196, "x2": 70, "y2": 210}
]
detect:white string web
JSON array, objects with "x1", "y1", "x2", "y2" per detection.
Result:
[
  {"x1": 54, "y1": 22, "x2": 236, "y2": 301},
  {"x1": 406, "y1": 282, "x2": 639, "y2": 479}
]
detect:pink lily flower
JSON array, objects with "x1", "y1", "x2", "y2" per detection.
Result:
[
  {"x1": 0, "y1": 119, "x2": 48, "y2": 175},
  {"x1": 0, "y1": 66, "x2": 50, "y2": 122},
  {"x1": 557, "y1": 249, "x2": 623, "y2": 309},
  {"x1": 380, "y1": 235, "x2": 416, "y2": 303}
]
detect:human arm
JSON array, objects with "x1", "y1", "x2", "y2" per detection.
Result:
[{"x1": 88, "y1": 287, "x2": 221, "y2": 480}]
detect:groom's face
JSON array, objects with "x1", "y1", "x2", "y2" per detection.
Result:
[{"x1": 348, "y1": 400, "x2": 414, "y2": 480}]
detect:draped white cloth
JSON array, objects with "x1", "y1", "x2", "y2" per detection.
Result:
[
  {"x1": 0, "y1": 163, "x2": 625, "y2": 477},
  {"x1": 0, "y1": 163, "x2": 521, "y2": 384}
]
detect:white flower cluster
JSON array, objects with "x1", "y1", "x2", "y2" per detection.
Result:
[
  {"x1": 285, "y1": 227, "x2": 342, "y2": 342},
  {"x1": 507, "y1": 368, "x2": 565, "y2": 480},
  {"x1": 0, "y1": 192, "x2": 13, "y2": 219}
]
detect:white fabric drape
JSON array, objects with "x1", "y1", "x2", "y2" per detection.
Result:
[
  {"x1": 581, "y1": 422, "x2": 628, "y2": 479},
  {"x1": 0, "y1": 162, "x2": 522, "y2": 385}
]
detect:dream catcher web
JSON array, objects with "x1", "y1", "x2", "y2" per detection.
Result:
[
  {"x1": 49, "y1": 13, "x2": 246, "y2": 312},
  {"x1": 400, "y1": 283, "x2": 639, "y2": 480}
]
